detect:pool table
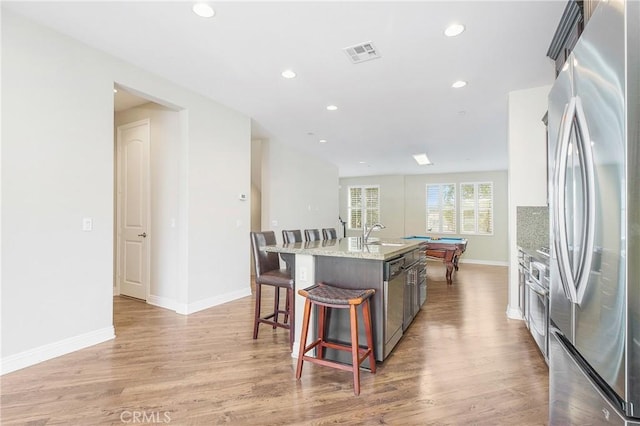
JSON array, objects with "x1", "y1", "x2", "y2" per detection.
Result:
[{"x1": 404, "y1": 236, "x2": 468, "y2": 284}]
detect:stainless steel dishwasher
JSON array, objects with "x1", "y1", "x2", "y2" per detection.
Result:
[
  {"x1": 403, "y1": 253, "x2": 421, "y2": 331},
  {"x1": 383, "y1": 255, "x2": 406, "y2": 358}
]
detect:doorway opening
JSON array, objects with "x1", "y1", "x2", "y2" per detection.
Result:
[{"x1": 113, "y1": 84, "x2": 182, "y2": 307}]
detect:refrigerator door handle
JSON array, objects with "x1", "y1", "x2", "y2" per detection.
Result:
[
  {"x1": 553, "y1": 96, "x2": 597, "y2": 306},
  {"x1": 572, "y1": 96, "x2": 596, "y2": 304},
  {"x1": 554, "y1": 98, "x2": 579, "y2": 303}
]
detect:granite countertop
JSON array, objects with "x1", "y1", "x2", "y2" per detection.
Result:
[{"x1": 263, "y1": 237, "x2": 424, "y2": 261}]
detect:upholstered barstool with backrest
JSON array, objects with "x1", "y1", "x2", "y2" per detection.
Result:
[
  {"x1": 296, "y1": 283, "x2": 376, "y2": 396},
  {"x1": 282, "y1": 229, "x2": 303, "y2": 244},
  {"x1": 281, "y1": 229, "x2": 302, "y2": 283},
  {"x1": 322, "y1": 228, "x2": 337, "y2": 240},
  {"x1": 304, "y1": 229, "x2": 321, "y2": 241},
  {"x1": 250, "y1": 231, "x2": 294, "y2": 348}
]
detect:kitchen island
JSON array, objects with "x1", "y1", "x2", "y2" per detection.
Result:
[{"x1": 264, "y1": 237, "x2": 427, "y2": 366}]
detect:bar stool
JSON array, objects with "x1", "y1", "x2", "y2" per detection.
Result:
[
  {"x1": 281, "y1": 229, "x2": 302, "y2": 275},
  {"x1": 322, "y1": 228, "x2": 337, "y2": 240},
  {"x1": 250, "y1": 231, "x2": 294, "y2": 348},
  {"x1": 295, "y1": 283, "x2": 376, "y2": 395},
  {"x1": 304, "y1": 229, "x2": 321, "y2": 241},
  {"x1": 282, "y1": 229, "x2": 303, "y2": 244}
]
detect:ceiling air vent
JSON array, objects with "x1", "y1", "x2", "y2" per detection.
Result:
[{"x1": 343, "y1": 41, "x2": 381, "y2": 64}]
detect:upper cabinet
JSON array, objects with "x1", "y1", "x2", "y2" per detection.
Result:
[
  {"x1": 546, "y1": 1, "x2": 584, "y2": 76},
  {"x1": 546, "y1": 0, "x2": 602, "y2": 76}
]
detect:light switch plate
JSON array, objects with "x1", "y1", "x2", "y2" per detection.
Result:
[{"x1": 82, "y1": 217, "x2": 93, "y2": 231}]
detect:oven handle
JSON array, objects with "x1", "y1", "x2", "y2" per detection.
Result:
[
  {"x1": 531, "y1": 260, "x2": 547, "y2": 272},
  {"x1": 525, "y1": 279, "x2": 549, "y2": 297}
]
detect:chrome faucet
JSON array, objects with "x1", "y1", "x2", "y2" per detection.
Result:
[{"x1": 363, "y1": 222, "x2": 386, "y2": 243}]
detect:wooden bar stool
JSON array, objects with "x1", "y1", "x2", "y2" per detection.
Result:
[{"x1": 295, "y1": 283, "x2": 376, "y2": 395}]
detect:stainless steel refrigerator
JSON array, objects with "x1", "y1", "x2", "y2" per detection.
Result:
[{"x1": 547, "y1": 0, "x2": 640, "y2": 424}]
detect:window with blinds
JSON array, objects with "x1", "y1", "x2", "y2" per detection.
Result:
[
  {"x1": 460, "y1": 182, "x2": 494, "y2": 235},
  {"x1": 426, "y1": 183, "x2": 456, "y2": 233},
  {"x1": 348, "y1": 185, "x2": 380, "y2": 229}
]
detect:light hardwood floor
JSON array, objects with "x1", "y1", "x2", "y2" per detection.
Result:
[{"x1": 1, "y1": 263, "x2": 549, "y2": 425}]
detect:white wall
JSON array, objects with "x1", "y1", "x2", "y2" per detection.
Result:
[
  {"x1": 506, "y1": 85, "x2": 550, "y2": 318},
  {"x1": 115, "y1": 103, "x2": 180, "y2": 303},
  {"x1": 261, "y1": 140, "x2": 339, "y2": 242},
  {"x1": 1, "y1": 10, "x2": 251, "y2": 373},
  {"x1": 339, "y1": 171, "x2": 509, "y2": 264}
]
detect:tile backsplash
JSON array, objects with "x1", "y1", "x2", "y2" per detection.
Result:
[{"x1": 517, "y1": 206, "x2": 549, "y2": 249}]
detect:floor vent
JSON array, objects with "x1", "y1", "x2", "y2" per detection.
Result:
[{"x1": 343, "y1": 41, "x2": 381, "y2": 64}]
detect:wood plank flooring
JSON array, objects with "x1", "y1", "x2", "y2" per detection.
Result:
[{"x1": 1, "y1": 263, "x2": 549, "y2": 425}]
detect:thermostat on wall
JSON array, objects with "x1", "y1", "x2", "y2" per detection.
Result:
[{"x1": 238, "y1": 193, "x2": 247, "y2": 201}]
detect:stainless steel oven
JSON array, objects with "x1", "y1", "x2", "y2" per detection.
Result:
[
  {"x1": 525, "y1": 260, "x2": 549, "y2": 363},
  {"x1": 517, "y1": 249, "x2": 531, "y2": 319}
]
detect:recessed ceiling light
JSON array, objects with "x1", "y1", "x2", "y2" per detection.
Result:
[
  {"x1": 281, "y1": 69, "x2": 296, "y2": 79},
  {"x1": 113, "y1": 88, "x2": 118, "y2": 93},
  {"x1": 452, "y1": 80, "x2": 467, "y2": 88},
  {"x1": 413, "y1": 153, "x2": 432, "y2": 165},
  {"x1": 359, "y1": 161, "x2": 367, "y2": 164},
  {"x1": 326, "y1": 105, "x2": 338, "y2": 111},
  {"x1": 192, "y1": 3, "x2": 215, "y2": 18},
  {"x1": 444, "y1": 24, "x2": 465, "y2": 37},
  {"x1": 319, "y1": 139, "x2": 327, "y2": 143}
]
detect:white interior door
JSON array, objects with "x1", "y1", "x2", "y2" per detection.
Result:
[{"x1": 117, "y1": 119, "x2": 150, "y2": 300}]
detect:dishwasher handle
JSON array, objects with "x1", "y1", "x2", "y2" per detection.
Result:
[
  {"x1": 384, "y1": 256, "x2": 407, "y2": 280},
  {"x1": 403, "y1": 260, "x2": 420, "y2": 270}
]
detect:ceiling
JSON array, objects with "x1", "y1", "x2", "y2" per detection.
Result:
[{"x1": 4, "y1": 1, "x2": 565, "y2": 177}]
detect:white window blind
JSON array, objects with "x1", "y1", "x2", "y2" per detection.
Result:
[
  {"x1": 348, "y1": 185, "x2": 380, "y2": 229},
  {"x1": 426, "y1": 183, "x2": 456, "y2": 233},
  {"x1": 460, "y1": 182, "x2": 493, "y2": 235}
]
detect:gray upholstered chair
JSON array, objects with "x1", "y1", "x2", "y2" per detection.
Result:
[
  {"x1": 281, "y1": 229, "x2": 302, "y2": 276},
  {"x1": 322, "y1": 228, "x2": 337, "y2": 240},
  {"x1": 282, "y1": 229, "x2": 303, "y2": 244},
  {"x1": 304, "y1": 229, "x2": 321, "y2": 241},
  {"x1": 250, "y1": 231, "x2": 294, "y2": 347}
]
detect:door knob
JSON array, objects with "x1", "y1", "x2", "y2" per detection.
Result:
[{"x1": 138, "y1": 232, "x2": 147, "y2": 238}]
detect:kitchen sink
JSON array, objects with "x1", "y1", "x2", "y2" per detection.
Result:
[{"x1": 367, "y1": 241, "x2": 406, "y2": 247}]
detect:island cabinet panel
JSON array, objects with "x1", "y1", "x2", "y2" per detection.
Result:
[{"x1": 314, "y1": 256, "x2": 385, "y2": 366}]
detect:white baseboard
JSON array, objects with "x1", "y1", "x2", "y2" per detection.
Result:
[
  {"x1": 458, "y1": 259, "x2": 510, "y2": 267},
  {"x1": 147, "y1": 294, "x2": 178, "y2": 311},
  {"x1": 1, "y1": 326, "x2": 115, "y2": 375},
  {"x1": 506, "y1": 304, "x2": 524, "y2": 320},
  {"x1": 175, "y1": 287, "x2": 252, "y2": 315}
]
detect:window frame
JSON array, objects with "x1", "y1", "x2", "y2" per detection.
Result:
[
  {"x1": 425, "y1": 183, "x2": 457, "y2": 234},
  {"x1": 459, "y1": 181, "x2": 494, "y2": 235},
  {"x1": 347, "y1": 185, "x2": 381, "y2": 230}
]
